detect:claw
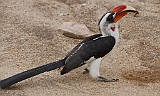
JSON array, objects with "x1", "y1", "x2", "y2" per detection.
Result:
[
  {"x1": 83, "y1": 68, "x2": 89, "y2": 74},
  {"x1": 99, "y1": 76, "x2": 119, "y2": 82}
]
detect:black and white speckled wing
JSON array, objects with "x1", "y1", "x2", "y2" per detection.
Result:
[
  {"x1": 65, "y1": 34, "x2": 102, "y2": 58},
  {"x1": 61, "y1": 35, "x2": 116, "y2": 75}
]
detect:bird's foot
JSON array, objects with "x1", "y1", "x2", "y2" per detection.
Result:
[
  {"x1": 83, "y1": 68, "x2": 89, "y2": 74},
  {"x1": 99, "y1": 76, "x2": 119, "y2": 82}
]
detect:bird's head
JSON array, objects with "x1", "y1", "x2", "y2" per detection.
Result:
[{"x1": 99, "y1": 5, "x2": 139, "y2": 36}]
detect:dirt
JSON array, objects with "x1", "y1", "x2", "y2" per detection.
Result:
[{"x1": 0, "y1": 0, "x2": 160, "y2": 96}]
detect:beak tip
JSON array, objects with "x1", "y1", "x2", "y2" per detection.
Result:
[{"x1": 113, "y1": 5, "x2": 139, "y2": 23}]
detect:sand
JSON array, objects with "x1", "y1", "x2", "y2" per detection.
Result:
[{"x1": 0, "y1": 0, "x2": 160, "y2": 96}]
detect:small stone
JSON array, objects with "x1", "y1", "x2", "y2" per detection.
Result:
[
  {"x1": 129, "y1": 0, "x2": 135, "y2": 2},
  {"x1": 151, "y1": 9, "x2": 159, "y2": 13},
  {"x1": 82, "y1": 4, "x2": 87, "y2": 6},
  {"x1": 57, "y1": 22, "x2": 94, "y2": 39},
  {"x1": 57, "y1": 13, "x2": 64, "y2": 16},
  {"x1": 57, "y1": 13, "x2": 69, "y2": 16}
]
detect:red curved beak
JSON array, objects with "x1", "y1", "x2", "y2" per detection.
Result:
[{"x1": 112, "y1": 5, "x2": 139, "y2": 23}]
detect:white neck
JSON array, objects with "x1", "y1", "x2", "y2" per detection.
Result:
[
  {"x1": 100, "y1": 22, "x2": 119, "y2": 45},
  {"x1": 111, "y1": 23, "x2": 119, "y2": 45}
]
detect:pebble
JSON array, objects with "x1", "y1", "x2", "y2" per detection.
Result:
[
  {"x1": 57, "y1": 22, "x2": 94, "y2": 39},
  {"x1": 57, "y1": 13, "x2": 69, "y2": 16}
]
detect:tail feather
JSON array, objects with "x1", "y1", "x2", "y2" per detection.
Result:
[{"x1": 0, "y1": 59, "x2": 65, "y2": 89}]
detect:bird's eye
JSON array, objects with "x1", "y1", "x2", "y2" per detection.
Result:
[
  {"x1": 106, "y1": 13, "x2": 115, "y2": 22},
  {"x1": 106, "y1": 16, "x2": 113, "y2": 21}
]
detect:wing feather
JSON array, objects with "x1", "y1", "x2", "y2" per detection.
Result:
[{"x1": 61, "y1": 35, "x2": 115, "y2": 75}]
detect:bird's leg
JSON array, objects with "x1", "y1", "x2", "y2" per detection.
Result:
[
  {"x1": 89, "y1": 58, "x2": 101, "y2": 79},
  {"x1": 83, "y1": 68, "x2": 89, "y2": 74},
  {"x1": 89, "y1": 58, "x2": 118, "y2": 82},
  {"x1": 99, "y1": 76, "x2": 119, "y2": 82},
  {"x1": 82, "y1": 64, "x2": 90, "y2": 74}
]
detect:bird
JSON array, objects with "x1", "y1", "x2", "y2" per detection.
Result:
[{"x1": 0, "y1": 5, "x2": 138, "y2": 89}]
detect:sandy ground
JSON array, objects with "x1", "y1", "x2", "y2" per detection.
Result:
[{"x1": 0, "y1": 0, "x2": 160, "y2": 96}]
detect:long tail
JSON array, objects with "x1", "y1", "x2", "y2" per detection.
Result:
[{"x1": 0, "y1": 59, "x2": 65, "y2": 89}]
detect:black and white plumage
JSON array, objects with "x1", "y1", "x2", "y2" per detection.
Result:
[
  {"x1": 60, "y1": 12, "x2": 119, "y2": 80},
  {"x1": 61, "y1": 34, "x2": 116, "y2": 75},
  {"x1": 0, "y1": 5, "x2": 138, "y2": 89}
]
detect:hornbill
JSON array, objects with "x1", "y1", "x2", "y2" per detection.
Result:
[{"x1": 0, "y1": 5, "x2": 138, "y2": 89}]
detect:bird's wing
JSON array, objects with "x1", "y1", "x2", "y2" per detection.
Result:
[
  {"x1": 65, "y1": 34, "x2": 102, "y2": 58},
  {"x1": 61, "y1": 36, "x2": 116, "y2": 75}
]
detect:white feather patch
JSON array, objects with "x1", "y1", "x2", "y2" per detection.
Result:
[{"x1": 89, "y1": 58, "x2": 102, "y2": 79}]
